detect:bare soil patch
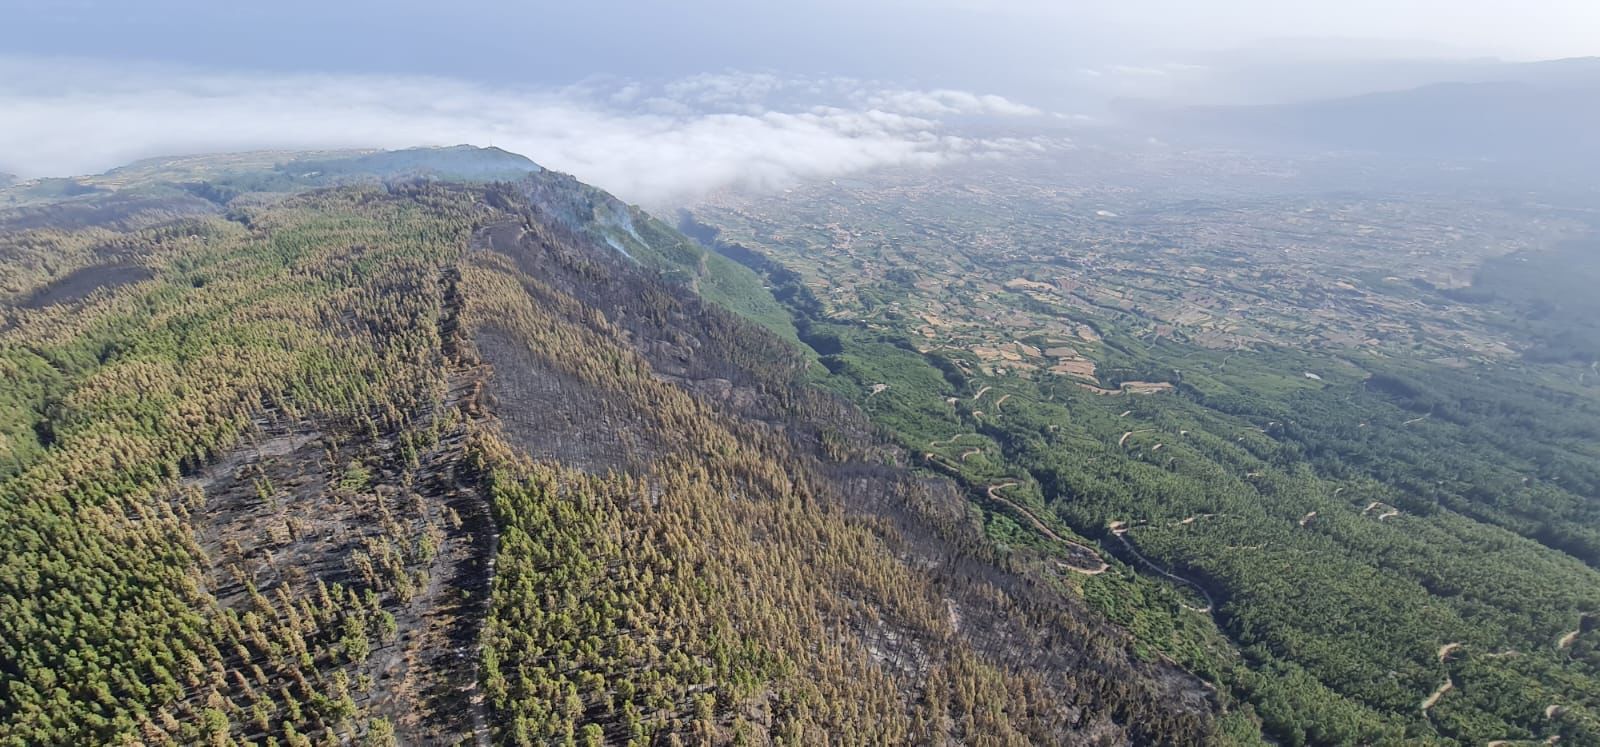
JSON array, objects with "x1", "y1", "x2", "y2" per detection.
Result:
[
  {"x1": 477, "y1": 325, "x2": 666, "y2": 473},
  {"x1": 19, "y1": 263, "x2": 153, "y2": 308},
  {"x1": 186, "y1": 369, "x2": 492, "y2": 744}
]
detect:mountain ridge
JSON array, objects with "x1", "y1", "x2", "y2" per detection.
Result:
[{"x1": 0, "y1": 146, "x2": 1219, "y2": 744}]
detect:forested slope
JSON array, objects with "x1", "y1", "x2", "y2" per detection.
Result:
[{"x1": 0, "y1": 149, "x2": 1219, "y2": 745}]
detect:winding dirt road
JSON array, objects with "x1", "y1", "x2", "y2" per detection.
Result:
[
  {"x1": 1421, "y1": 678, "x2": 1454, "y2": 712},
  {"x1": 1118, "y1": 429, "x2": 1154, "y2": 448},
  {"x1": 1109, "y1": 520, "x2": 1215, "y2": 613},
  {"x1": 928, "y1": 433, "x2": 980, "y2": 449},
  {"x1": 985, "y1": 482, "x2": 1109, "y2": 575},
  {"x1": 1363, "y1": 501, "x2": 1402, "y2": 521}
]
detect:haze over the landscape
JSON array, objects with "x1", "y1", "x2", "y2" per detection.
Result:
[
  {"x1": 5, "y1": 0, "x2": 1599, "y2": 202},
  {"x1": 4, "y1": 3, "x2": 1600, "y2": 746}
]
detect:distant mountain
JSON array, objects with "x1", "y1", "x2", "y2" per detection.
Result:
[
  {"x1": 1144, "y1": 61, "x2": 1600, "y2": 164},
  {"x1": 1195, "y1": 52, "x2": 1600, "y2": 104},
  {"x1": 0, "y1": 145, "x2": 543, "y2": 208},
  {"x1": 264, "y1": 144, "x2": 542, "y2": 182},
  {"x1": 115, "y1": 144, "x2": 543, "y2": 193},
  {"x1": 1111, "y1": 52, "x2": 1600, "y2": 107}
]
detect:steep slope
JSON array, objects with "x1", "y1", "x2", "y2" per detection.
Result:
[
  {"x1": 0, "y1": 150, "x2": 1218, "y2": 745},
  {"x1": 460, "y1": 188, "x2": 1217, "y2": 744}
]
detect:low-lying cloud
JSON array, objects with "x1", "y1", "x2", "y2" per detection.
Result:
[{"x1": 0, "y1": 58, "x2": 1057, "y2": 205}]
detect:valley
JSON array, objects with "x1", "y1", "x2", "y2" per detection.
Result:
[{"x1": 683, "y1": 151, "x2": 1600, "y2": 745}]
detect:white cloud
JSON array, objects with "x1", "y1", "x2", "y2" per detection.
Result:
[
  {"x1": 662, "y1": 72, "x2": 787, "y2": 110},
  {"x1": 866, "y1": 89, "x2": 1042, "y2": 117},
  {"x1": 0, "y1": 57, "x2": 1057, "y2": 205}
]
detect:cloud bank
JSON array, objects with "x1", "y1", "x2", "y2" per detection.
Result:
[{"x1": 0, "y1": 58, "x2": 1056, "y2": 205}]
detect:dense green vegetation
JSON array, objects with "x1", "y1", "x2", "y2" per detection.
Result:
[
  {"x1": 1445, "y1": 234, "x2": 1600, "y2": 364},
  {"x1": 701, "y1": 224, "x2": 1600, "y2": 746}
]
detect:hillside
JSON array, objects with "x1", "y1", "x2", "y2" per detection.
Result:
[{"x1": 0, "y1": 148, "x2": 1215, "y2": 745}]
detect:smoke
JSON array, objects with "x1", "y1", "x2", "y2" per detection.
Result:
[{"x1": 0, "y1": 57, "x2": 1059, "y2": 205}]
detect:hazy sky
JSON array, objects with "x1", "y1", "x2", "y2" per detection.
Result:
[
  {"x1": 3, "y1": 0, "x2": 1596, "y2": 202},
  {"x1": 5, "y1": 0, "x2": 1596, "y2": 87}
]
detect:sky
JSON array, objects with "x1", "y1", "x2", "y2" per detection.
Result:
[
  {"x1": 3, "y1": 0, "x2": 1597, "y2": 203},
  {"x1": 6, "y1": 0, "x2": 1596, "y2": 82}
]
